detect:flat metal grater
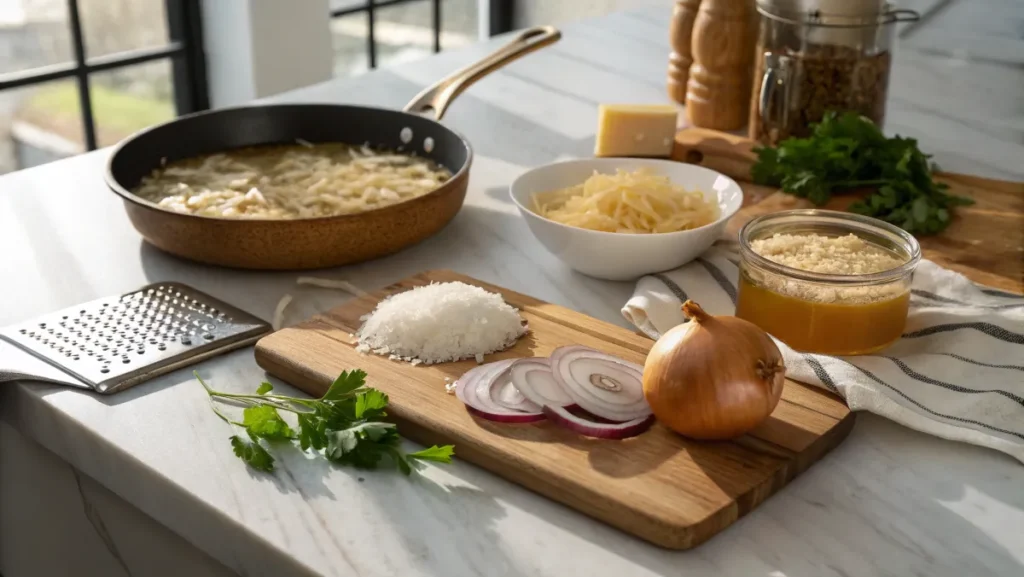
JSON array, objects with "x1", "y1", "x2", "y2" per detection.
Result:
[{"x1": 0, "y1": 282, "x2": 272, "y2": 394}]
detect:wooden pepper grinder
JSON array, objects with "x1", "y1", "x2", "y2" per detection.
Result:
[
  {"x1": 685, "y1": 0, "x2": 756, "y2": 130},
  {"x1": 666, "y1": 0, "x2": 702, "y2": 104}
]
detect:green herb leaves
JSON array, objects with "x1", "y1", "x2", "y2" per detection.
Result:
[
  {"x1": 751, "y1": 112, "x2": 973, "y2": 234},
  {"x1": 230, "y1": 435, "x2": 275, "y2": 472},
  {"x1": 197, "y1": 370, "x2": 454, "y2": 475},
  {"x1": 242, "y1": 405, "x2": 294, "y2": 441}
]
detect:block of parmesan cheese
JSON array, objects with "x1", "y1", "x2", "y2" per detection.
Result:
[{"x1": 594, "y1": 104, "x2": 679, "y2": 158}]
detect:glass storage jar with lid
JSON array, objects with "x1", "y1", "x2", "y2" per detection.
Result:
[
  {"x1": 736, "y1": 209, "x2": 921, "y2": 355},
  {"x1": 749, "y1": 1, "x2": 919, "y2": 145}
]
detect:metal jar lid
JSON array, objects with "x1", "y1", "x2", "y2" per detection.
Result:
[{"x1": 756, "y1": 0, "x2": 919, "y2": 27}]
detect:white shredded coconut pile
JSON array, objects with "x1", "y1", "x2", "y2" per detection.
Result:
[{"x1": 355, "y1": 281, "x2": 527, "y2": 365}]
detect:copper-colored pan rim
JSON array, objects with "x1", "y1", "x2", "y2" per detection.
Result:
[{"x1": 102, "y1": 104, "x2": 474, "y2": 225}]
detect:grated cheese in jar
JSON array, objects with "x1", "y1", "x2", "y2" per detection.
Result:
[
  {"x1": 750, "y1": 233, "x2": 904, "y2": 275},
  {"x1": 745, "y1": 232, "x2": 909, "y2": 305},
  {"x1": 355, "y1": 282, "x2": 527, "y2": 365}
]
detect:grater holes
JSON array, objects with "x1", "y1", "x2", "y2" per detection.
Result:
[
  {"x1": 157, "y1": 343, "x2": 167, "y2": 351},
  {"x1": 100, "y1": 367, "x2": 110, "y2": 374}
]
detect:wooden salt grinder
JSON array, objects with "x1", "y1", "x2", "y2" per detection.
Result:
[
  {"x1": 685, "y1": 0, "x2": 756, "y2": 130},
  {"x1": 667, "y1": 0, "x2": 702, "y2": 104}
]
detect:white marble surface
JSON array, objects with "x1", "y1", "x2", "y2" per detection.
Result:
[
  {"x1": 2, "y1": 4, "x2": 1024, "y2": 577},
  {"x1": 0, "y1": 422, "x2": 235, "y2": 577}
]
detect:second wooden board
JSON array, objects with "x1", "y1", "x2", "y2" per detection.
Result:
[
  {"x1": 254, "y1": 270, "x2": 855, "y2": 549},
  {"x1": 672, "y1": 127, "x2": 1024, "y2": 293}
]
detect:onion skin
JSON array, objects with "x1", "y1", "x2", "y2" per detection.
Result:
[{"x1": 642, "y1": 300, "x2": 786, "y2": 440}]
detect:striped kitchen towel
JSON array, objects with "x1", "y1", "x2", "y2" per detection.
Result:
[{"x1": 622, "y1": 247, "x2": 1024, "y2": 463}]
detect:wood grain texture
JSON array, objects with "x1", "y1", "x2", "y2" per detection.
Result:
[
  {"x1": 254, "y1": 270, "x2": 855, "y2": 550},
  {"x1": 684, "y1": 0, "x2": 756, "y2": 130},
  {"x1": 673, "y1": 128, "x2": 1024, "y2": 293},
  {"x1": 667, "y1": 0, "x2": 702, "y2": 104}
]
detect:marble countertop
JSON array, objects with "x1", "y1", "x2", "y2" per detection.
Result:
[{"x1": 2, "y1": 3, "x2": 1023, "y2": 577}]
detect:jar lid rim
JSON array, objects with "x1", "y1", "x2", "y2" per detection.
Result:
[{"x1": 755, "y1": 2, "x2": 920, "y2": 28}]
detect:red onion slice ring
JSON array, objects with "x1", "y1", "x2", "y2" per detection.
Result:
[
  {"x1": 457, "y1": 360, "x2": 544, "y2": 423},
  {"x1": 491, "y1": 369, "x2": 542, "y2": 413},
  {"x1": 454, "y1": 364, "x2": 494, "y2": 409},
  {"x1": 509, "y1": 358, "x2": 574, "y2": 407},
  {"x1": 549, "y1": 345, "x2": 651, "y2": 422},
  {"x1": 542, "y1": 405, "x2": 654, "y2": 439}
]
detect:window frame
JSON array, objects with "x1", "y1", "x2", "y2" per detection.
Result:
[
  {"x1": 0, "y1": 0, "x2": 209, "y2": 151},
  {"x1": 329, "y1": 0, "x2": 515, "y2": 70}
]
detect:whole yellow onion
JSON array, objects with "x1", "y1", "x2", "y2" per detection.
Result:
[{"x1": 642, "y1": 300, "x2": 786, "y2": 440}]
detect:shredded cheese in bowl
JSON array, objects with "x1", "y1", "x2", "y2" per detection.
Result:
[{"x1": 530, "y1": 168, "x2": 718, "y2": 234}]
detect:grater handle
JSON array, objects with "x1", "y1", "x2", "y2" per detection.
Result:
[{"x1": 0, "y1": 338, "x2": 92, "y2": 389}]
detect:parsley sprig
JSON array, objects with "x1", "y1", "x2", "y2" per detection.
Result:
[
  {"x1": 196, "y1": 370, "x2": 454, "y2": 474},
  {"x1": 751, "y1": 111, "x2": 973, "y2": 234}
]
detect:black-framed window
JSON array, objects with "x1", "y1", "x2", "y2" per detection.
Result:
[
  {"x1": 330, "y1": 0, "x2": 514, "y2": 77},
  {"x1": 0, "y1": 0, "x2": 207, "y2": 173}
]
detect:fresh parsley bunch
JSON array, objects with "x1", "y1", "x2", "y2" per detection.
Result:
[
  {"x1": 197, "y1": 369, "x2": 454, "y2": 474},
  {"x1": 751, "y1": 111, "x2": 973, "y2": 234}
]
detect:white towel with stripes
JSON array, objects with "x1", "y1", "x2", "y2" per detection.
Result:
[{"x1": 622, "y1": 247, "x2": 1024, "y2": 464}]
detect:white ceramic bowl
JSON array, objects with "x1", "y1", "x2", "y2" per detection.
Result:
[{"x1": 509, "y1": 158, "x2": 743, "y2": 281}]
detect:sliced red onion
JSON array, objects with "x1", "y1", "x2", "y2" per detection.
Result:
[
  {"x1": 456, "y1": 360, "x2": 544, "y2": 423},
  {"x1": 542, "y1": 405, "x2": 654, "y2": 439},
  {"x1": 465, "y1": 405, "x2": 545, "y2": 423},
  {"x1": 549, "y1": 345, "x2": 651, "y2": 422},
  {"x1": 551, "y1": 345, "x2": 645, "y2": 373},
  {"x1": 491, "y1": 368, "x2": 542, "y2": 413},
  {"x1": 454, "y1": 364, "x2": 494, "y2": 409},
  {"x1": 509, "y1": 358, "x2": 574, "y2": 407}
]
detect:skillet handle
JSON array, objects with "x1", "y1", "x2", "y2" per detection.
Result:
[{"x1": 403, "y1": 26, "x2": 561, "y2": 121}]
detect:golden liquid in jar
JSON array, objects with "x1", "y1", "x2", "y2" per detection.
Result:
[{"x1": 736, "y1": 273, "x2": 910, "y2": 355}]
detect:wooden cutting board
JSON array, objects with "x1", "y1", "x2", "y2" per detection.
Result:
[
  {"x1": 672, "y1": 128, "x2": 1024, "y2": 294},
  {"x1": 254, "y1": 270, "x2": 855, "y2": 550}
]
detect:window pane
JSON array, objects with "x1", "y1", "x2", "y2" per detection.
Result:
[
  {"x1": 90, "y1": 59, "x2": 174, "y2": 148},
  {"x1": 0, "y1": 0, "x2": 73, "y2": 74},
  {"x1": 78, "y1": 0, "x2": 169, "y2": 58},
  {"x1": 375, "y1": 0, "x2": 435, "y2": 70},
  {"x1": 0, "y1": 78, "x2": 82, "y2": 174},
  {"x1": 442, "y1": 0, "x2": 479, "y2": 46},
  {"x1": 331, "y1": 1, "x2": 479, "y2": 79},
  {"x1": 332, "y1": 11, "x2": 370, "y2": 78}
]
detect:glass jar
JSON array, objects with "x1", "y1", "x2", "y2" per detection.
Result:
[
  {"x1": 748, "y1": 2, "x2": 919, "y2": 145},
  {"x1": 736, "y1": 210, "x2": 921, "y2": 355}
]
